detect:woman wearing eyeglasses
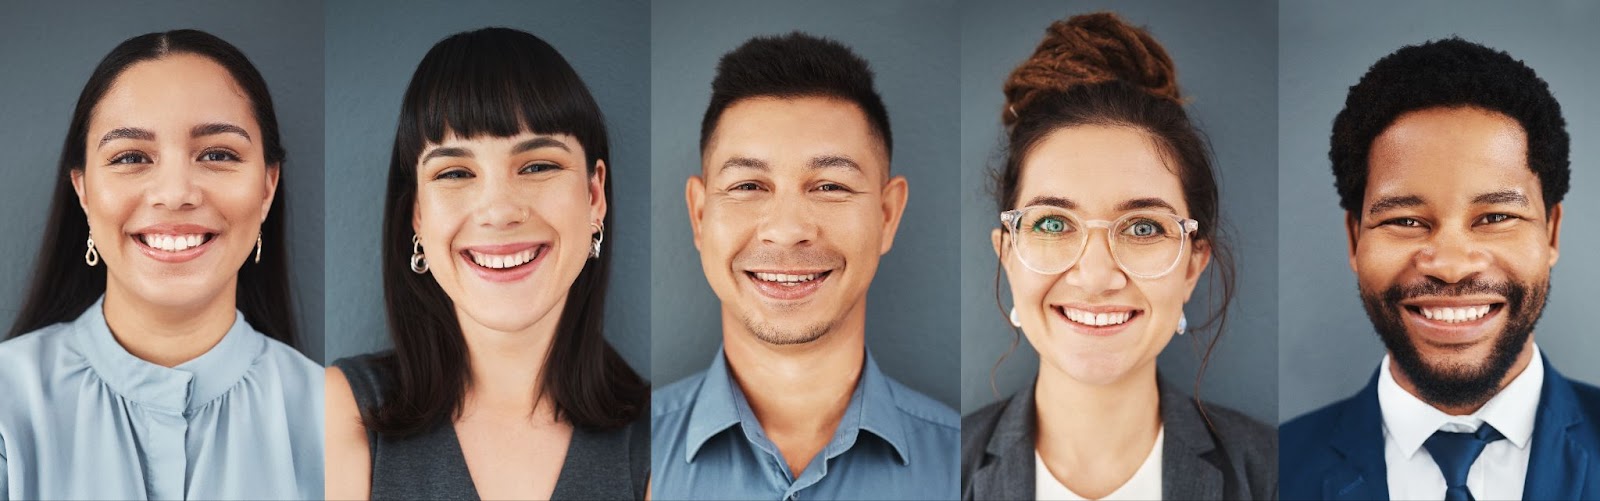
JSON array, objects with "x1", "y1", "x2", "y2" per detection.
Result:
[{"x1": 959, "y1": 12, "x2": 1275, "y2": 500}]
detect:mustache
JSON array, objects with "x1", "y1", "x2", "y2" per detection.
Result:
[
  {"x1": 1380, "y1": 277, "x2": 1519, "y2": 305},
  {"x1": 732, "y1": 247, "x2": 842, "y2": 270}
]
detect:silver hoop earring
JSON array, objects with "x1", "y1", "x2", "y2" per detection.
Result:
[
  {"x1": 254, "y1": 233, "x2": 263, "y2": 264},
  {"x1": 85, "y1": 236, "x2": 99, "y2": 267},
  {"x1": 1177, "y1": 312, "x2": 1188, "y2": 335},
  {"x1": 589, "y1": 222, "x2": 604, "y2": 259},
  {"x1": 410, "y1": 234, "x2": 429, "y2": 274},
  {"x1": 1009, "y1": 307, "x2": 1022, "y2": 328}
]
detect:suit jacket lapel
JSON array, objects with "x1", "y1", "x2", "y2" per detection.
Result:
[
  {"x1": 970, "y1": 383, "x2": 1037, "y2": 500},
  {"x1": 1322, "y1": 370, "x2": 1389, "y2": 501},
  {"x1": 1524, "y1": 356, "x2": 1594, "y2": 500},
  {"x1": 1158, "y1": 377, "x2": 1223, "y2": 500}
]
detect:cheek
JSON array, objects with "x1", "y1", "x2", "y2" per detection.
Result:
[
  {"x1": 207, "y1": 176, "x2": 271, "y2": 225},
  {"x1": 1354, "y1": 238, "x2": 1410, "y2": 285}
]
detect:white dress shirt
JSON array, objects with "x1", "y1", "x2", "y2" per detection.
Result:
[
  {"x1": 1035, "y1": 427, "x2": 1163, "y2": 500},
  {"x1": 1378, "y1": 344, "x2": 1543, "y2": 500}
]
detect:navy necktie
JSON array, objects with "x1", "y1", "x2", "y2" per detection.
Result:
[{"x1": 1423, "y1": 423, "x2": 1505, "y2": 501}]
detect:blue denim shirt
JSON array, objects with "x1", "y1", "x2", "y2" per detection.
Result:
[{"x1": 652, "y1": 348, "x2": 959, "y2": 500}]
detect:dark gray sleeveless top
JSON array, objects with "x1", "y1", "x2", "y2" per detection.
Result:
[{"x1": 334, "y1": 353, "x2": 649, "y2": 500}]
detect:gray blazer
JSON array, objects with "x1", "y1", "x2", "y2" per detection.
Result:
[{"x1": 960, "y1": 377, "x2": 1277, "y2": 500}]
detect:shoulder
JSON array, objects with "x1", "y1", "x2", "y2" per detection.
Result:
[
  {"x1": 651, "y1": 370, "x2": 706, "y2": 420},
  {"x1": 959, "y1": 394, "x2": 1014, "y2": 461},
  {"x1": 884, "y1": 375, "x2": 959, "y2": 432},
  {"x1": 0, "y1": 323, "x2": 77, "y2": 396},
  {"x1": 1191, "y1": 398, "x2": 1277, "y2": 458},
  {"x1": 1279, "y1": 395, "x2": 1354, "y2": 452},
  {"x1": 254, "y1": 336, "x2": 323, "y2": 384}
]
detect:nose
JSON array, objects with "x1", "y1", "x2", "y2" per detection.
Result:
[
  {"x1": 1414, "y1": 226, "x2": 1492, "y2": 284},
  {"x1": 756, "y1": 192, "x2": 818, "y2": 247},
  {"x1": 147, "y1": 159, "x2": 202, "y2": 210},
  {"x1": 1062, "y1": 230, "x2": 1129, "y2": 294},
  {"x1": 473, "y1": 179, "x2": 529, "y2": 229}
]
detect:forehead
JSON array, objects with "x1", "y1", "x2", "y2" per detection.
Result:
[
  {"x1": 91, "y1": 53, "x2": 256, "y2": 133},
  {"x1": 1017, "y1": 125, "x2": 1188, "y2": 215},
  {"x1": 1366, "y1": 107, "x2": 1540, "y2": 208},
  {"x1": 704, "y1": 96, "x2": 888, "y2": 179}
]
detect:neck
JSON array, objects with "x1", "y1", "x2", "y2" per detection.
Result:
[
  {"x1": 458, "y1": 302, "x2": 564, "y2": 420},
  {"x1": 1391, "y1": 336, "x2": 1536, "y2": 416},
  {"x1": 721, "y1": 306, "x2": 866, "y2": 442},
  {"x1": 1033, "y1": 360, "x2": 1162, "y2": 463},
  {"x1": 102, "y1": 278, "x2": 239, "y2": 368}
]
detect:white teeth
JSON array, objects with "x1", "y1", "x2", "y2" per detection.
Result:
[
  {"x1": 138, "y1": 233, "x2": 207, "y2": 252},
  {"x1": 1060, "y1": 308, "x2": 1134, "y2": 327},
  {"x1": 753, "y1": 272, "x2": 823, "y2": 285},
  {"x1": 468, "y1": 248, "x2": 536, "y2": 269},
  {"x1": 1419, "y1": 305, "x2": 1492, "y2": 323}
]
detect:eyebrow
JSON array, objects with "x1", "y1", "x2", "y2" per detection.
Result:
[
  {"x1": 1472, "y1": 190, "x2": 1529, "y2": 207},
  {"x1": 420, "y1": 146, "x2": 473, "y2": 165},
  {"x1": 1367, "y1": 195, "x2": 1425, "y2": 216},
  {"x1": 98, "y1": 127, "x2": 155, "y2": 148},
  {"x1": 192, "y1": 122, "x2": 251, "y2": 142},
  {"x1": 1023, "y1": 196, "x2": 1076, "y2": 210},
  {"x1": 1117, "y1": 197, "x2": 1177, "y2": 213},
  {"x1": 512, "y1": 136, "x2": 571, "y2": 155},
  {"x1": 719, "y1": 156, "x2": 769, "y2": 173},
  {"x1": 717, "y1": 154, "x2": 865, "y2": 175}
]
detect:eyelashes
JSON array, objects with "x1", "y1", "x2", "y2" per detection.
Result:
[{"x1": 105, "y1": 148, "x2": 244, "y2": 166}]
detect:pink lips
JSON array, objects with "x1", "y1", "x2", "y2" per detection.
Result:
[
  {"x1": 1052, "y1": 303, "x2": 1143, "y2": 337},
  {"x1": 745, "y1": 270, "x2": 831, "y2": 301},
  {"x1": 129, "y1": 223, "x2": 219, "y2": 264},
  {"x1": 459, "y1": 242, "x2": 547, "y2": 283}
]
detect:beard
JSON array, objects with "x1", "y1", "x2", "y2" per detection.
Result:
[
  {"x1": 740, "y1": 313, "x2": 833, "y2": 345},
  {"x1": 1360, "y1": 276, "x2": 1548, "y2": 409}
]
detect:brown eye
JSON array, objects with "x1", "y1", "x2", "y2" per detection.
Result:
[{"x1": 110, "y1": 152, "x2": 150, "y2": 165}]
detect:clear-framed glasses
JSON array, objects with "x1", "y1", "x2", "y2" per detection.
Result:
[{"x1": 999, "y1": 206, "x2": 1199, "y2": 278}]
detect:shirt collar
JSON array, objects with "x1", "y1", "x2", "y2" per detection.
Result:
[
  {"x1": 70, "y1": 295, "x2": 265, "y2": 414},
  {"x1": 1377, "y1": 343, "x2": 1543, "y2": 457},
  {"x1": 683, "y1": 347, "x2": 911, "y2": 465}
]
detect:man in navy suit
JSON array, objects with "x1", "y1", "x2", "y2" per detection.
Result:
[{"x1": 1280, "y1": 38, "x2": 1600, "y2": 500}]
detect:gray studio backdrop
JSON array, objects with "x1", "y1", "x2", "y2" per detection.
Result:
[
  {"x1": 650, "y1": 0, "x2": 962, "y2": 408},
  {"x1": 0, "y1": 1, "x2": 326, "y2": 363},
  {"x1": 960, "y1": 1, "x2": 1280, "y2": 423},
  {"x1": 1279, "y1": 0, "x2": 1600, "y2": 423},
  {"x1": 322, "y1": 0, "x2": 651, "y2": 372}
]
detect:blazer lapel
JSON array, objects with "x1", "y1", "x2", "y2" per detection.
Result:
[
  {"x1": 970, "y1": 384, "x2": 1038, "y2": 501},
  {"x1": 1322, "y1": 371, "x2": 1389, "y2": 501},
  {"x1": 1158, "y1": 378, "x2": 1223, "y2": 500},
  {"x1": 1523, "y1": 356, "x2": 1594, "y2": 500}
]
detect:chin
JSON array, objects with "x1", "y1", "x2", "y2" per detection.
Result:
[{"x1": 1048, "y1": 349, "x2": 1136, "y2": 386}]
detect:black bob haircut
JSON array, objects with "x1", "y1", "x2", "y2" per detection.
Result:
[
  {"x1": 699, "y1": 31, "x2": 893, "y2": 161},
  {"x1": 370, "y1": 27, "x2": 647, "y2": 438},
  {"x1": 8, "y1": 30, "x2": 299, "y2": 350},
  {"x1": 1330, "y1": 37, "x2": 1570, "y2": 219}
]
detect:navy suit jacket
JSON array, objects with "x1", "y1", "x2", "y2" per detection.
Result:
[{"x1": 1280, "y1": 355, "x2": 1600, "y2": 500}]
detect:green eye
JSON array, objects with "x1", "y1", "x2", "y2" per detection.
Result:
[{"x1": 1033, "y1": 216, "x2": 1068, "y2": 234}]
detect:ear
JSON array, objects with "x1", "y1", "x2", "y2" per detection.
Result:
[
  {"x1": 412, "y1": 192, "x2": 422, "y2": 236},
  {"x1": 1344, "y1": 211, "x2": 1362, "y2": 275},
  {"x1": 70, "y1": 168, "x2": 88, "y2": 214},
  {"x1": 589, "y1": 160, "x2": 608, "y2": 224},
  {"x1": 1182, "y1": 238, "x2": 1213, "y2": 303},
  {"x1": 686, "y1": 175, "x2": 706, "y2": 251},
  {"x1": 1545, "y1": 203, "x2": 1562, "y2": 268},
  {"x1": 260, "y1": 163, "x2": 281, "y2": 223},
  {"x1": 991, "y1": 227, "x2": 1004, "y2": 259},
  {"x1": 877, "y1": 175, "x2": 910, "y2": 255}
]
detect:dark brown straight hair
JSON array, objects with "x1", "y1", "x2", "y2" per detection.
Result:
[
  {"x1": 7, "y1": 30, "x2": 298, "y2": 349},
  {"x1": 368, "y1": 27, "x2": 647, "y2": 438}
]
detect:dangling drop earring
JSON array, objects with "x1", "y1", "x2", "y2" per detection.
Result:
[
  {"x1": 254, "y1": 233, "x2": 263, "y2": 264},
  {"x1": 588, "y1": 222, "x2": 605, "y2": 259},
  {"x1": 1176, "y1": 312, "x2": 1188, "y2": 335},
  {"x1": 85, "y1": 235, "x2": 100, "y2": 267},
  {"x1": 410, "y1": 234, "x2": 429, "y2": 273},
  {"x1": 1009, "y1": 307, "x2": 1022, "y2": 328}
]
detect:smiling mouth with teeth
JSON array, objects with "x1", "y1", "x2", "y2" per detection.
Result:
[
  {"x1": 749, "y1": 271, "x2": 830, "y2": 287},
  {"x1": 136, "y1": 233, "x2": 215, "y2": 252},
  {"x1": 1408, "y1": 304, "x2": 1500, "y2": 323},
  {"x1": 1056, "y1": 306, "x2": 1140, "y2": 327},
  {"x1": 464, "y1": 247, "x2": 543, "y2": 270}
]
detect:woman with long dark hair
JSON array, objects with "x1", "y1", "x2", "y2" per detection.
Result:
[
  {"x1": 0, "y1": 30, "x2": 320, "y2": 499},
  {"x1": 325, "y1": 27, "x2": 649, "y2": 500},
  {"x1": 958, "y1": 13, "x2": 1275, "y2": 500}
]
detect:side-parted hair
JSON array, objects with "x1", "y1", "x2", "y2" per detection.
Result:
[
  {"x1": 989, "y1": 13, "x2": 1236, "y2": 406},
  {"x1": 699, "y1": 32, "x2": 893, "y2": 161},
  {"x1": 7, "y1": 30, "x2": 298, "y2": 349},
  {"x1": 1330, "y1": 37, "x2": 1570, "y2": 218},
  {"x1": 370, "y1": 27, "x2": 647, "y2": 438}
]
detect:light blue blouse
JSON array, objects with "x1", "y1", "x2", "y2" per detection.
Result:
[{"x1": 0, "y1": 297, "x2": 323, "y2": 500}]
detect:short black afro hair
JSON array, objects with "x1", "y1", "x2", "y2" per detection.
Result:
[{"x1": 1330, "y1": 37, "x2": 1569, "y2": 218}]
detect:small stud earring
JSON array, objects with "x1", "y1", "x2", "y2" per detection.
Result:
[
  {"x1": 410, "y1": 234, "x2": 428, "y2": 274},
  {"x1": 85, "y1": 236, "x2": 99, "y2": 267},
  {"x1": 1009, "y1": 307, "x2": 1022, "y2": 328}
]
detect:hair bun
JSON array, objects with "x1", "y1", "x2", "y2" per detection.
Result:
[{"x1": 1003, "y1": 12, "x2": 1182, "y2": 125}]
